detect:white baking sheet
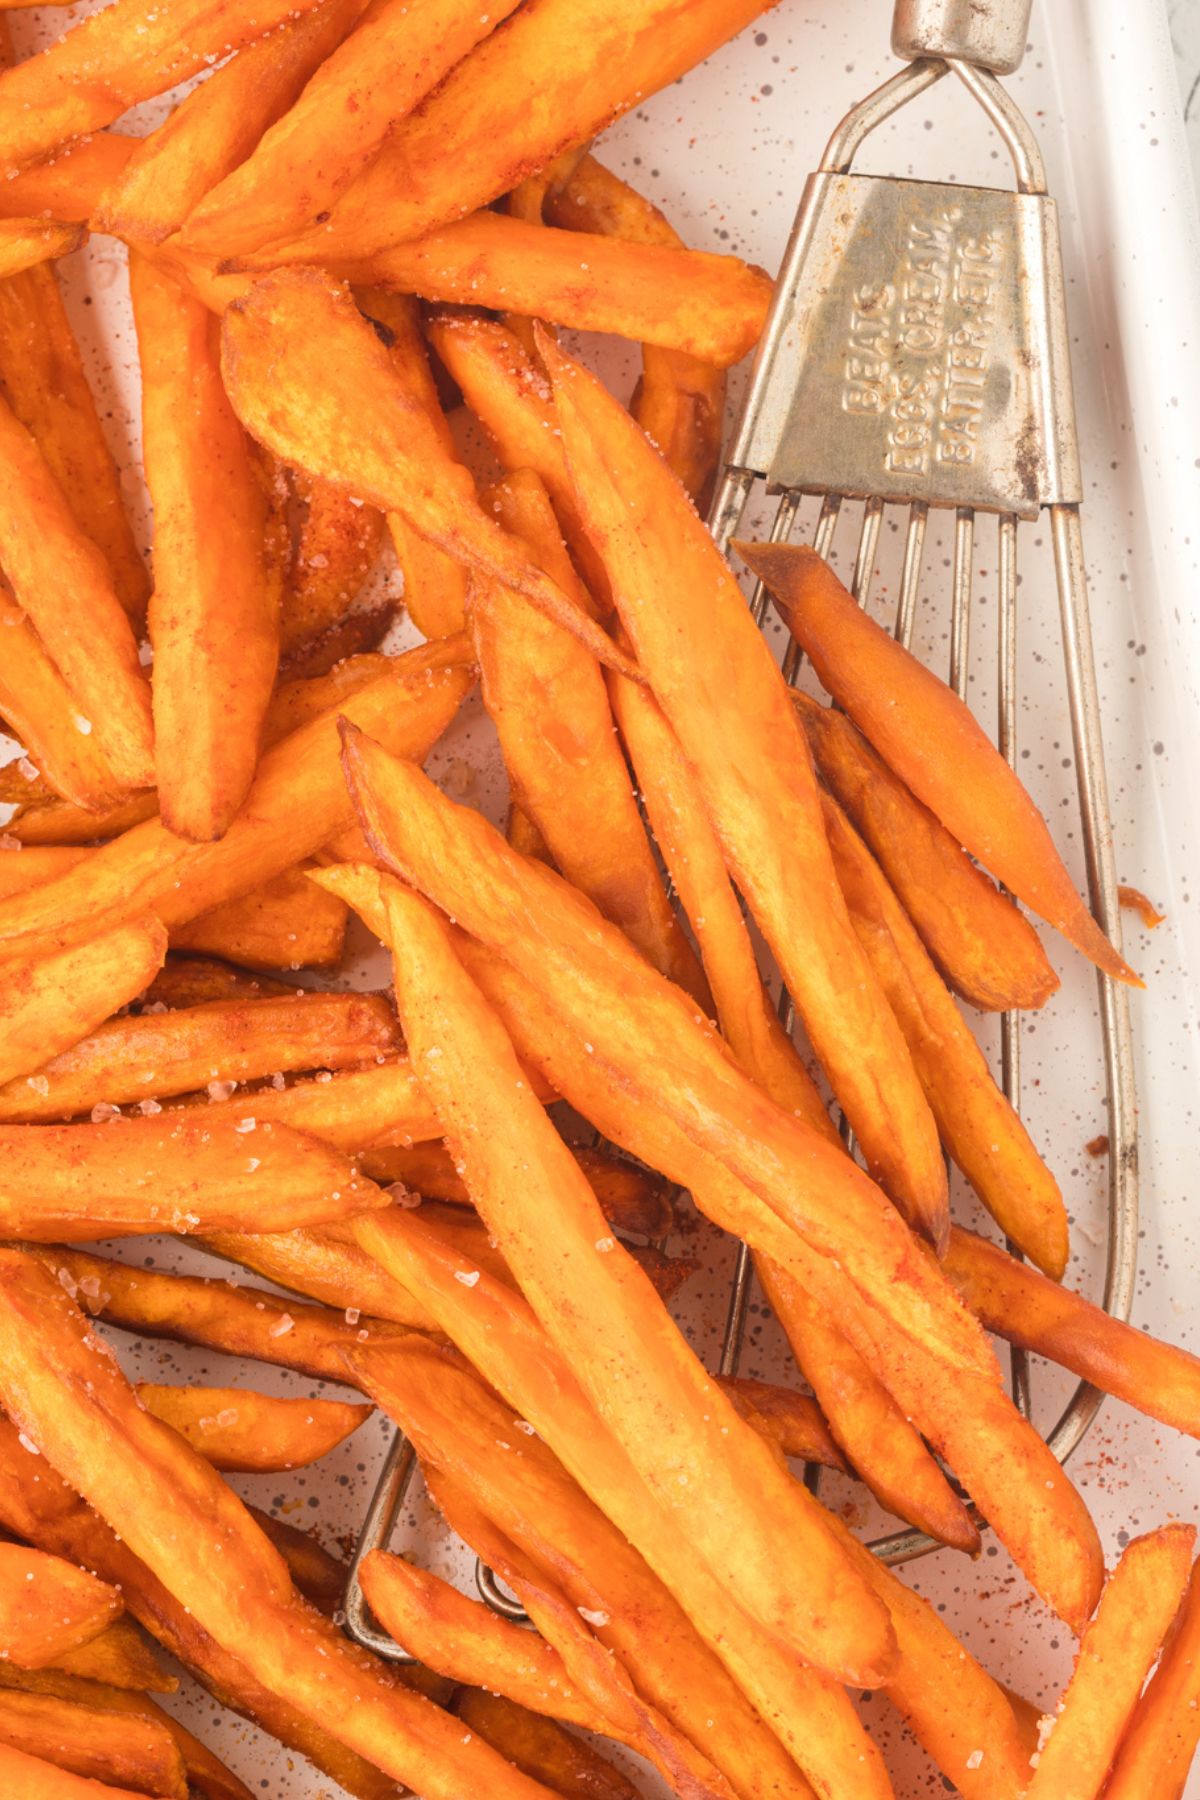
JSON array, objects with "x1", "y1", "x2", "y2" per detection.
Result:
[{"x1": 4, "y1": 0, "x2": 1200, "y2": 1794}]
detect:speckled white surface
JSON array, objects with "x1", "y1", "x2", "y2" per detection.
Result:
[{"x1": 4, "y1": 1, "x2": 1200, "y2": 1795}]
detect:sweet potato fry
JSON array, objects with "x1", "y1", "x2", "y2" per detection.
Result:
[
  {"x1": 0, "y1": 1111, "x2": 385, "y2": 1240},
  {"x1": 604, "y1": 681, "x2": 970, "y2": 1539},
  {"x1": 174, "y1": 862, "x2": 350, "y2": 968},
  {"x1": 0, "y1": 1545, "x2": 122, "y2": 1670},
  {"x1": 338, "y1": 741, "x2": 984, "y2": 1380},
  {"x1": 478, "y1": 470, "x2": 706, "y2": 999},
  {"x1": 1104, "y1": 1559, "x2": 1200, "y2": 1800},
  {"x1": 93, "y1": 0, "x2": 366, "y2": 245},
  {"x1": 136, "y1": 1382, "x2": 371, "y2": 1472},
  {"x1": 359, "y1": 1552, "x2": 614, "y2": 1736},
  {"x1": 0, "y1": 850, "x2": 350, "y2": 968},
  {"x1": 539, "y1": 335, "x2": 949, "y2": 1242},
  {"x1": 47, "y1": 1622, "x2": 173, "y2": 1695},
  {"x1": 0, "y1": 219, "x2": 83, "y2": 277},
  {"x1": 608, "y1": 673, "x2": 831, "y2": 1134},
  {"x1": 943, "y1": 1226, "x2": 1200, "y2": 1437},
  {"x1": 364, "y1": 872, "x2": 895, "y2": 1685},
  {"x1": 0, "y1": 592, "x2": 126, "y2": 807},
  {"x1": 199, "y1": 1224, "x2": 438, "y2": 1331},
  {"x1": 24, "y1": 1245, "x2": 410, "y2": 1385},
  {"x1": 0, "y1": 1673, "x2": 252, "y2": 1800},
  {"x1": 0, "y1": 989, "x2": 398, "y2": 1122},
  {"x1": 0, "y1": 791, "x2": 156, "y2": 846},
  {"x1": 424, "y1": 310, "x2": 606, "y2": 597},
  {"x1": 131, "y1": 253, "x2": 279, "y2": 840},
  {"x1": 192, "y1": 1053, "x2": 442, "y2": 1149},
  {"x1": 0, "y1": 920, "x2": 166, "y2": 1092},
  {"x1": 1024, "y1": 1525, "x2": 1195, "y2": 1798},
  {"x1": 364, "y1": 1139, "x2": 674, "y2": 1240},
  {"x1": 435, "y1": 931, "x2": 1103, "y2": 1632},
  {"x1": 794, "y1": 692, "x2": 1059, "y2": 1011},
  {"x1": 755, "y1": 1257, "x2": 977, "y2": 1548},
  {"x1": 279, "y1": 467, "x2": 386, "y2": 661},
  {"x1": 820, "y1": 789, "x2": 1069, "y2": 1277},
  {"x1": 348, "y1": 1219, "x2": 894, "y2": 1800},
  {"x1": 0, "y1": 0, "x2": 330, "y2": 176},
  {"x1": 0, "y1": 637, "x2": 472, "y2": 959},
  {"x1": 0, "y1": 135, "x2": 135, "y2": 223},
  {"x1": 139, "y1": 958, "x2": 293, "y2": 1006},
  {"x1": 0, "y1": 1688, "x2": 187, "y2": 1797},
  {"x1": 0, "y1": 266, "x2": 147, "y2": 620},
  {"x1": 717, "y1": 1375, "x2": 845, "y2": 1469},
  {"x1": 350, "y1": 290, "x2": 470, "y2": 641},
  {"x1": 546, "y1": 156, "x2": 725, "y2": 506},
  {"x1": 0, "y1": 1417, "x2": 400, "y2": 1799},
  {"x1": 258, "y1": 0, "x2": 778, "y2": 262},
  {"x1": 220, "y1": 272, "x2": 635, "y2": 677},
  {"x1": 277, "y1": 213, "x2": 770, "y2": 368},
  {"x1": 0, "y1": 1251, "x2": 563, "y2": 1799},
  {"x1": 0, "y1": 394, "x2": 153, "y2": 792},
  {"x1": 362, "y1": 1544, "x2": 736, "y2": 1800},
  {"x1": 454, "y1": 1690, "x2": 644, "y2": 1800},
  {"x1": 248, "y1": 1511, "x2": 346, "y2": 1616},
  {"x1": 0, "y1": 1741, "x2": 151, "y2": 1797},
  {"x1": 743, "y1": 541, "x2": 1138, "y2": 986},
  {"x1": 183, "y1": 0, "x2": 520, "y2": 259},
  {"x1": 278, "y1": 597, "x2": 397, "y2": 680},
  {"x1": 0, "y1": 651, "x2": 397, "y2": 844}
]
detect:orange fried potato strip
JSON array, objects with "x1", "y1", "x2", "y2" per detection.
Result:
[
  {"x1": 338, "y1": 738, "x2": 983, "y2": 1381},
  {"x1": 1025, "y1": 1525, "x2": 1195, "y2": 1798},
  {"x1": 198, "y1": 1224, "x2": 438, "y2": 1331},
  {"x1": 0, "y1": 1415, "x2": 398, "y2": 1798},
  {"x1": 454, "y1": 1689, "x2": 643, "y2": 1800},
  {"x1": 0, "y1": 1670, "x2": 251, "y2": 1800},
  {"x1": 0, "y1": 393, "x2": 153, "y2": 792},
  {"x1": 24, "y1": 1244, "x2": 410, "y2": 1385},
  {"x1": 0, "y1": 1111, "x2": 386, "y2": 1240},
  {"x1": 257, "y1": 0, "x2": 778, "y2": 263},
  {"x1": 183, "y1": 0, "x2": 520, "y2": 259},
  {"x1": 136, "y1": 1382, "x2": 371, "y2": 1472},
  {"x1": 743, "y1": 541, "x2": 1138, "y2": 986},
  {"x1": 795, "y1": 692, "x2": 1058, "y2": 1011},
  {"x1": 93, "y1": 0, "x2": 365, "y2": 245},
  {"x1": 944, "y1": 1226, "x2": 1200, "y2": 1438},
  {"x1": 1104, "y1": 1557, "x2": 1200, "y2": 1800},
  {"x1": 0, "y1": 919, "x2": 166, "y2": 1091},
  {"x1": 821, "y1": 790, "x2": 1069, "y2": 1278},
  {"x1": 357, "y1": 872, "x2": 897, "y2": 1690},
  {"x1": 351, "y1": 1211, "x2": 901, "y2": 1800},
  {"x1": 132, "y1": 252, "x2": 280, "y2": 840},
  {"x1": 0, "y1": 1688, "x2": 187, "y2": 1797},
  {"x1": 539, "y1": 332, "x2": 948, "y2": 1243},
  {"x1": 0, "y1": 1544, "x2": 122, "y2": 1670},
  {"x1": 0, "y1": 0, "x2": 330, "y2": 175},
  {"x1": 0, "y1": 265, "x2": 147, "y2": 620},
  {"x1": 220, "y1": 272, "x2": 634, "y2": 677},
  {"x1": 0, "y1": 637, "x2": 472, "y2": 959},
  {"x1": 281, "y1": 212, "x2": 770, "y2": 368},
  {"x1": 0, "y1": 136, "x2": 135, "y2": 223},
  {"x1": 546, "y1": 156, "x2": 726, "y2": 505},
  {"x1": 279, "y1": 467, "x2": 386, "y2": 665},
  {"x1": 478, "y1": 469, "x2": 706, "y2": 1001},
  {"x1": 0, "y1": 1250, "x2": 563, "y2": 1799},
  {"x1": 0, "y1": 1740, "x2": 154, "y2": 1797},
  {"x1": 47, "y1": 1621, "x2": 173, "y2": 1695},
  {"x1": 0, "y1": 219, "x2": 83, "y2": 277},
  {"x1": 432, "y1": 932, "x2": 1102, "y2": 1634},
  {"x1": 0, "y1": 989, "x2": 398, "y2": 1122},
  {"x1": 0, "y1": 590, "x2": 127, "y2": 812}
]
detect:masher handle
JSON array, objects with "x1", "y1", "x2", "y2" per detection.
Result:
[{"x1": 892, "y1": 0, "x2": 1032, "y2": 75}]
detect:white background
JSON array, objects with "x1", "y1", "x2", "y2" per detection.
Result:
[{"x1": 5, "y1": 1, "x2": 1200, "y2": 1795}]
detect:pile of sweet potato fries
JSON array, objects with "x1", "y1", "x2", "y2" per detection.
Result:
[{"x1": 0, "y1": 0, "x2": 1193, "y2": 1794}]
